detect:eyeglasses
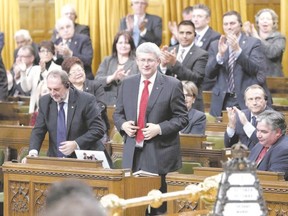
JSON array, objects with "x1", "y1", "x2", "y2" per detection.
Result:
[
  {"x1": 39, "y1": 49, "x2": 51, "y2": 54},
  {"x1": 137, "y1": 58, "x2": 157, "y2": 64},
  {"x1": 17, "y1": 55, "x2": 32, "y2": 58},
  {"x1": 69, "y1": 68, "x2": 84, "y2": 76}
]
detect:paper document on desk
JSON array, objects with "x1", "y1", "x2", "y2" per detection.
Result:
[
  {"x1": 75, "y1": 150, "x2": 110, "y2": 169},
  {"x1": 133, "y1": 170, "x2": 159, "y2": 177}
]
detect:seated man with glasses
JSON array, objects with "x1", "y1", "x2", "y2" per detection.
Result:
[
  {"x1": 119, "y1": 0, "x2": 162, "y2": 47},
  {"x1": 224, "y1": 84, "x2": 272, "y2": 150}
]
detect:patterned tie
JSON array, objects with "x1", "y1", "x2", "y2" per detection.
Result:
[
  {"x1": 57, "y1": 102, "x2": 66, "y2": 157},
  {"x1": 136, "y1": 80, "x2": 150, "y2": 143},
  {"x1": 228, "y1": 50, "x2": 236, "y2": 92},
  {"x1": 178, "y1": 49, "x2": 185, "y2": 63},
  {"x1": 194, "y1": 34, "x2": 200, "y2": 46},
  {"x1": 256, "y1": 147, "x2": 269, "y2": 165}
]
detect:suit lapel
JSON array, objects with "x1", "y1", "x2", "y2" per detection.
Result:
[
  {"x1": 146, "y1": 72, "x2": 163, "y2": 117},
  {"x1": 66, "y1": 89, "x2": 77, "y2": 134},
  {"x1": 182, "y1": 45, "x2": 196, "y2": 65},
  {"x1": 132, "y1": 76, "x2": 141, "y2": 123}
]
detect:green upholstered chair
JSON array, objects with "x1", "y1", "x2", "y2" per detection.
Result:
[
  {"x1": 177, "y1": 161, "x2": 202, "y2": 174},
  {"x1": 113, "y1": 158, "x2": 123, "y2": 169}
]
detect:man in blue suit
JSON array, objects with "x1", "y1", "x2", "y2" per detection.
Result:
[
  {"x1": 54, "y1": 17, "x2": 94, "y2": 79},
  {"x1": 205, "y1": 10, "x2": 271, "y2": 117},
  {"x1": 248, "y1": 110, "x2": 288, "y2": 181}
]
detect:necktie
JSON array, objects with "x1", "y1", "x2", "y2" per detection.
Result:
[
  {"x1": 133, "y1": 16, "x2": 140, "y2": 47},
  {"x1": 228, "y1": 50, "x2": 236, "y2": 92},
  {"x1": 194, "y1": 34, "x2": 200, "y2": 46},
  {"x1": 178, "y1": 49, "x2": 185, "y2": 63},
  {"x1": 256, "y1": 147, "x2": 269, "y2": 165},
  {"x1": 136, "y1": 80, "x2": 150, "y2": 143},
  {"x1": 57, "y1": 102, "x2": 66, "y2": 157},
  {"x1": 251, "y1": 116, "x2": 257, "y2": 127}
]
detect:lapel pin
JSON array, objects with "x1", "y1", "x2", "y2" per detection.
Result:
[{"x1": 71, "y1": 106, "x2": 74, "y2": 109}]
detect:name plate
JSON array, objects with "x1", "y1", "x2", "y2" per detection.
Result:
[
  {"x1": 223, "y1": 203, "x2": 263, "y2": 216},
  {"x1": 227, "y1": 173, "x2": 256, "y2": 185},
  {"x1": 226, "y1": 187, "x2": 259, "y2": 201}
]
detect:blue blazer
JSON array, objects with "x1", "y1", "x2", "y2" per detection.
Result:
[
  {"x1": 113, "y1": 72, "x2": 188, "y2": 174},
  {"x1": 248, "y1": 135, "x2": 288, "y2": 180}
]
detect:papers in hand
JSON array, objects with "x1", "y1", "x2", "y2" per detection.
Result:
[{"x1": 133, "y1": 170, "x2": 159, "y2": 177}]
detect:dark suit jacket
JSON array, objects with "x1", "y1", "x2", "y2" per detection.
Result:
[
  {"x1": 248, "y1": 135, "x2": 288, "y2": 180},
  {"x1": 205, "y1": 33, "x2": 272, "y2": 117},
  {"x1": 120, "y1": 13, "x2": 162, "y2": 46},
  {"x1": 55, "y1": 33, "x2": 94, "y2": 79},
  {"x1": 113, "y1": 72, "x2": 188, "y2": 174},
  {"x1": 29, "y1": 88, "x2": 105, "y2": 157},
  {"x1": 51, "y1": 22, "x2": 90, "y2": 42},
  {"x1": 200, "y1": 27, "x2": 221, "y2": 91},
  {"x1": 181, "y1": 109, "x2": 206, "y2": 134},
  {"x1": 83, "y1": 79, "x2": 110, "y2": 133},
  {"x1": 165, "y1": 44, "x2": 208, "y2": 111},
  {"x1": 224, "y1": 109, "x2": 259, "y2": 150}
]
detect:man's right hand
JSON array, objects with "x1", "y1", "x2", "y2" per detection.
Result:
[{"x1": 122, "y1": 121, "x2": 139, "y2": 137}]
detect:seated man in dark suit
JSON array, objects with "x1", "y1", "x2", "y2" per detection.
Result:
[
  {"x1": 248, "y1": 110, "x2": 288, "y2": 181},
  {"x1": 51, "y1": 4, "x2": 90, "y2": 42},
  {"x1": 22, "y1": 69, "x2": 108, "y2": 163},
  {"x1": 54, "y1": 17, "x2": 94, "y2": 79},
  {"x1": 224, "y1": 84, "x2": 271, "y2": 150},
  {"x1": 160, "y1": 20, "x2": 208, "y2": 111}
]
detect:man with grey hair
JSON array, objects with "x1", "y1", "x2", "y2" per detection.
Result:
[
  {"x1": 248, "y1": 110, "x2": 288, "y2": 180},
  {"x1": 13, "y1": 29, "x2": 39, "y2": 64},
  {"x1": 54, "y1": 17, "x2": 94, "y2": 79},
  {"x1": 51, "y1": 4, "x2": 90, "y2": 42},
  {"x1": 113, "y1": 42, "x2": 188, "y2": 215}
]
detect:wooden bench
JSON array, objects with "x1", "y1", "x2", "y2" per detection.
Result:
[
  {"x1": 0, "y1": 102, "x2": 31, "y2": 126},
  {"x1": 266, "y1": 76, "x2": 288, "y2": 98}
]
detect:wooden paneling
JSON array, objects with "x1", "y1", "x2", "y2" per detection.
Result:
[{"x1": 19, "y1": 0, "x2": 55, "y2": 43}]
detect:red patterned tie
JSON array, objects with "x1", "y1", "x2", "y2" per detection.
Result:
[
  {"x1": 136, "y1": 80, "x2": 150, "y2": 143},
  {"x1": 256, "y1": 147, "x2": 269, "y2": 165}
]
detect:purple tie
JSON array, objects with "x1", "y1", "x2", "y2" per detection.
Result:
[{"x1": 57, "y1": 102, "x2": 66, "y2": 157}]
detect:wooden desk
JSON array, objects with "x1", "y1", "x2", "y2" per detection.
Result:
[
  {"x1": 0, "y1": 125, "x2": 49, "y2": 161},
  {"x1": 166, "y1": 167, "x2": 288, "y2": 216},
  {"x1": 2, "y1": 157, "x2": 161, "y2": 216}
]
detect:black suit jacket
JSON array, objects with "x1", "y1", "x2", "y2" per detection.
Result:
[
  {"x1": 113, "y1": 72, "x2": 188, "y2": 174},
  {"x1": 55, "y1": 33, "x2": 94, "y2": 79},
  {"x1": 0, "y1": 63, "x2": 7, "y2": 101},
  {"x1": 165, "y1": 44, "x2": 208, "y2": 111},
  {"x1": 29, "y1": 88, "x2": 105, "y2": 157}
]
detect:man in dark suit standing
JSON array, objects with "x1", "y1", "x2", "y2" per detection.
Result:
[
  {"x1": 113, "y1": 42, "x2": 188, "y2": 215},
  {"x1": 224, "y1": 84, "x2": 270, "y2": 150},
  {"x1": 119, "y1": 0, "x2": 162, "y2": 47},
  {"x1": 24, "y1": 69, "x2": 106, "y2": 160},
  {"x1": 248, "y1": 110, "x2": 288, "y2": 181},
  {"x1": 205, "y1": 10, "x2": 271, "y2": 118},
  {"x1": 54, "y1": 17, "x2": 94, "y2": 79},
  {"x1": 51, "y1": 4, "x2": 90, "y2": 42},
  {"x1": 191, "y1": 4, "x2": 221, "y2": 90},
  {"x1": 160, "y1": 20, "x2": 208, "y2": 111}
]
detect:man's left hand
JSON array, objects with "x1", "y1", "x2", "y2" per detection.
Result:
[{"x1": 142, "y1": 123, "x2": 161, "y2": 140}]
